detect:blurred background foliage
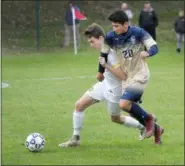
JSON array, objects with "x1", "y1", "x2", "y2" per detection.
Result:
[{"x1": 2, "y1": 0, "x2": 184, "y2": 54}]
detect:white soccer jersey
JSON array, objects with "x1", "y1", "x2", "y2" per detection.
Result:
[
  {"x1": 103, "y1": 49, "x2": 122, "y2": 90},
  {"x1": 86, "y1": 49, "x2": 122, "y2": 104}
]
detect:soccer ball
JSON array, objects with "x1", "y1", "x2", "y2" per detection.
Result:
[{"x1": 25, "y1": 133, "x2": 45, "y2": 152}]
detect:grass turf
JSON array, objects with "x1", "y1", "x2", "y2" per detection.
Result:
[{"x1": 2, "y1": 44, "x2": 184, "y2": 165}]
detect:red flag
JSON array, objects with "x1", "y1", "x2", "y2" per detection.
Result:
[
  {"x1": 73, "y1": 8, "x2": 87, "y2": 20},
  {"x1": 71, "y1": 7, "x2": 86, "y2": 55}
]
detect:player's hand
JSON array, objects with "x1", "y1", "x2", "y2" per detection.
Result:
[
  {"x1": 140, "y1": 51, "x2": 149, "y2": 59},
  {"x1": 96, "y1": 72, "x2": 104, "y2": 82},
  {"x1": 99, "y1": 57, "x2": 107, "y2": 67}
]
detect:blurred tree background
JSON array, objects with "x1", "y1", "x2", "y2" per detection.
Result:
[{"x1": 2, "y1": 0, "x2": 184, "y2": 55}]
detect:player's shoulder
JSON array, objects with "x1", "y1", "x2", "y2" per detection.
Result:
[
  {"x1": 104, "y1": 31, "x2": 115, "y2": 46},
  {"x1": 105, "y1": 31, "x2": 115, "y2": 39},
  {"x1": 108, "y1": 49, "x2": 114, "y2": 56},
  {"x1": 130, "y1": 26, "x2": 148, "y2": 38},
  {"x1": 130, "y1": 26, "x2": 143, "y2": 34},
  {"x1": 108, "y1": 49, "x2": 116, "y2": 59},
  {"x1": 107, "y1": 49, "x2": 118, "y2": 64}
]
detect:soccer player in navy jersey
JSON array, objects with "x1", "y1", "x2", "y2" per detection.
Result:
[
  {"x1": 58, "y1": 23, "x2": 146, "y2": 148},
  {"x1": 98, "y1": 10, "x2": 164, "y2": 144}
]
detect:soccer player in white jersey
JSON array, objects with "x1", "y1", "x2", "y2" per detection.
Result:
[
  {"x1": 98, "y1": 10, "x2": 164, "y2": 144},
  {"x1": 58, "y1": 23, "x2": 146, "y2": 148}
]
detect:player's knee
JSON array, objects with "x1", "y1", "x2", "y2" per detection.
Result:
[
  {"x1": 119, "y1": 100, "x2": 131, "y2": 111},
  {"x1": 75, "y1": 100, "x2": 83, "y2": 111},
  {"x1": 119, "y1": 101, "x2": 127, "y2": 110}
]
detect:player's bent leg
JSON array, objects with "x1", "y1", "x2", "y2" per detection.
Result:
[
  {"x1": 59, "y1": 93, "x2": 99, "y2": 148},
  {"x1": 107, "y1": 101, "x2": 145, "y2": 140},
  {"x1": 72, "y1": 82, "x2": 104, "y2": 136},
  {"x1": 119, "y1": 99, "x2": 132, "y2": 112},
  {"x1": 107, "y1": 100, "x2": 145, "y2": 129},
  {"x1": 107, "y1": 101, "x2": 123, "y2": 124},
  {"x1": 122, "y1": 115, "x2": 146, "y2": 140},
  {"x1": 73, "y1": 93, "x2": 99, "y2": 136},
  {"x1": 119, "y1": 88, "x2": 155, "y2": 138},
  {"x1": 59, "y1": 82, "x2": 105, "y2": 148},
  {"x1": 75, "y1": 92, "x2": 99, "y2": 111},
  {"x1": 110, "y1": 115, "x2": 146, "y2": 140}
]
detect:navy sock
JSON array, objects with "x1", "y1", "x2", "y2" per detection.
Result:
[
  {"x1": 129, "y1": 113, "x2": 145, "y2": 126},
  {"x1": 129, "y1": 103, "x2": 149, "y2": 122}
]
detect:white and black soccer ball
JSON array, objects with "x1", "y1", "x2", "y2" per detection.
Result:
[{"x1": 25, "y1": 133, "x2": 45, "y2": 152}]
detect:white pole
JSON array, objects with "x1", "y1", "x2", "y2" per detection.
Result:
[{"x1": 71, "y1": 7, "x2": 77, "y2": 55}]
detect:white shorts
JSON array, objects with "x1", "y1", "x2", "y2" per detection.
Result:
[
  {"x1": 86, "y1": 81, "x2": 121, "y2": 103},
  {"x1": 85, "y1": 81, "x2": 122, "y2": 116},
  {"x1": 106, "y1": 101, "x2": 121, "y2": 116}
]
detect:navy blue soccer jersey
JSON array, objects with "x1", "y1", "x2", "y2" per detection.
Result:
[{"x1": 101, "y1": 26, "x2": 157, "y2": 80}]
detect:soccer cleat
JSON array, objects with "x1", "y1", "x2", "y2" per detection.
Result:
[
  {"x1": 58, "y1": 135, "x2": 80, "y2": 148},
  {"x1": 154, "y1": 124, "x2": 164, "y2": 145},
  {"x1": 139, "y1": 114, "x2": 157, "y2": 141},
  {"x1": 145, "y1": 114, "x2": 155, "y2": 138},
  {"x1": 138, "y1": 127, "x2": 146, "y2": 141}
]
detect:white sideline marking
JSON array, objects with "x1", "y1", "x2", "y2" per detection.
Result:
[
  {"x1": 3, "y1": 75, "x2": 95, "y2": 82},
  {"x1": 1, "y1": 82, "x2": 9, "y2": 88},
  {"x1": 2, "y1": 70, "x2": 183, "y2": 83},
  {"x1": 39, "y1": 75, "x2": 94, "y2": 80}
]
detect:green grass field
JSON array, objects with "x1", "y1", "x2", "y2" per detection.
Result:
[{"x1": 2, "y1": 44, "x2": 184, "y2": 165}]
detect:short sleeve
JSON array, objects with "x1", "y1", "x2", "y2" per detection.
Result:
[{"x1": 108, "y1": 50, "x2": 120, "y2": 68}]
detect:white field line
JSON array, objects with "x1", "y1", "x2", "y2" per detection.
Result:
[
  {"x1": 2, "y1": 70, "x2": 183, "y2": 83},
  {"x1": 3, "y1": 75, "x2": 95, "y2": 82},
  {"x1": 39, "y1": 75, "x2": 95, "y2": 80}
]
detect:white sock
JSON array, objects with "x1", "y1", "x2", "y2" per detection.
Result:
[
  {"x1": 73, "y1": 110, "x2": 85, "y2": 136},
  {"x1": 123, "y1": 116, "x2": 144, "y2": 130}
]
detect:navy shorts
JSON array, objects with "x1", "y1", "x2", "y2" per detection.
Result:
[{"x1": 120, "y1": 88, "x2": 143, "y2": 103}]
